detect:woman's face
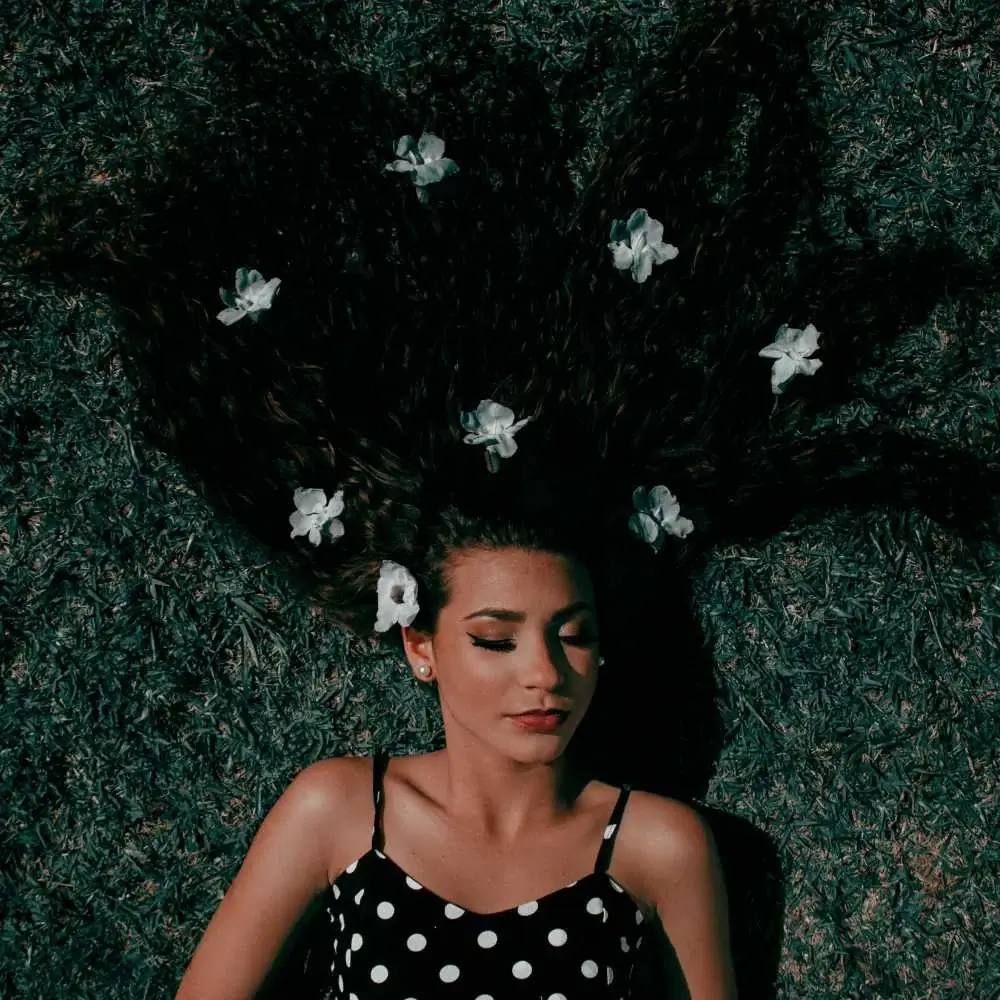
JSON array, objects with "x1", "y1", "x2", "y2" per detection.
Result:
[{"x1": 402, "y1": 546, "x2": 601, "y2": 764}]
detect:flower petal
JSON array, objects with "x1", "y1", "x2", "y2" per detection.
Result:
[
  {"x1": 396, "y1": 602, "x2": 420, "y2": 628},
  {"x1": 386, "y1": 159, "x2": 417, "y2": 173},
  {"x1": 628, "y1": 512, "x2": 662, "y2": 551},
  {"x1": 395, "y1": 135, "x2": 418, "y2": 158},
  {"x1": 649, "y1": 241, "x2": 679, "y2": 264},
  {"x1": 793, "y1": 323, "x2": 822, "y2": 358},
  {"x1": 770, "y1": 355, "x2": 797, "y2": 393},
  {"x1": 758, "y1": 344, "x2": 786, "y2": 360},
  {"x1": 216, "y1": 307, "x2": 246, "y2": 325},
  {"x1": 644, "y1": 217, "x2": 665, "y2": 245},
  {"x1": 417, "y1": 133, "x2": 447, "y2": 161},
  {"x1": 648, "y1": 485, "x2": 680, "y2": 521},
  {"x1": 492, "y1": 434, "x2": 518, "y2": 459},
  {"x1": 327, "y1": 489, "x2": 345, "y2": 518},
  {"x1": 626, "y1": 208, "x2": 649, "y2": 234},
  {"x1": 413, "y1": 158, "x2": 459, "y2": 186},
  {"x1": 477, "y1": 399, "x2": 515, "y2": 431},
  {"x1": 294, "y1": 488, "x2": 329, "y2": 515},
  {"x1": 632, "y1": 250, "x2": 654, "y2": 284},
  {"x1": 609, "y1": 243, "x2": 633, "y2": 270},
  {"x1": 664, "y1": 515, "x2": 695, "y2": 538}
]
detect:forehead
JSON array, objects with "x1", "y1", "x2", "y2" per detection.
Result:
[{"x1": 446, "y1": 547, "x2": 592, "y2": 606}]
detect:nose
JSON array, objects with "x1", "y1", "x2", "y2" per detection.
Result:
[{"x1": 520, "y1": 635, "x2": 570, "y2": 690}]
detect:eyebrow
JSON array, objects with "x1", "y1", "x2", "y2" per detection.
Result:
[{"x1": 462, "y1": 601, "x2": 593, "y2": 623}]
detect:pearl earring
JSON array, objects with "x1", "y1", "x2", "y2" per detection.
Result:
[{"x1": 418, "y1": 664, "x2": 431, "y2": 677}]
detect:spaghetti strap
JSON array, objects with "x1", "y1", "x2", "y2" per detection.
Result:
[
  {"x1": 594, "y1": 784, "x2": 632, "y2": 874},
  {"x1": 371, "y1": 751, "x2": 387, "y2": 852}
]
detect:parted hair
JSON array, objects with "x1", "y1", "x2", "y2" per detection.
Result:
[{"x1": 17, "y1": 0, "x2": 999, "y2": 650}]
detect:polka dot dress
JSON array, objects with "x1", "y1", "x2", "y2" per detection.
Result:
[{"x1": 315, "y1": 753, "x2": 647, "y2": 999}]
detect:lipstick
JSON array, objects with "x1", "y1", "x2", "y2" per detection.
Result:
[{"x1": 510, "y1": 711, "x2": 568, "y2": 733}]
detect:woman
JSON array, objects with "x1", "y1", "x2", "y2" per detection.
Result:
[
  {"x1": 20, "y1": 0, "x2": 996, "y2": 996},
  {"x1": 174, "y1": 479, "x2": 738, "y2": 999}
]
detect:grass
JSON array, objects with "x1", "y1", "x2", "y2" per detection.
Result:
[{"x1": 1, "y1": 1, "x2": 999, "y2": 998}]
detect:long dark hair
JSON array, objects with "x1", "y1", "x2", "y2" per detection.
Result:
[{"x1": 14, "y1": 0, "x2": 999, "y2": 659}]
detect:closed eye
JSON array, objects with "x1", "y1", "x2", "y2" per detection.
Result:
[{"x1": 468, "y1": 635, "x2": 599, "y2": 653}]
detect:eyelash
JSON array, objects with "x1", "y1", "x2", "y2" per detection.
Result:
[{"x1": 469, "y1": 635, "x2": 598, "y2": 653}]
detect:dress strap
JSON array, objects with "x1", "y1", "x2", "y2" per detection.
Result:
[
  {"x1": 593, "y1": 784, "x2": 632, "y2": 874},
  {"x1": 371, "y1": 751, "x2": 388, "y2": 852}
]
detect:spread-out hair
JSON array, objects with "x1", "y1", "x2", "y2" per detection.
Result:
[{"x1": 16, "y1": 0, "x2": 999, "y2": 652}]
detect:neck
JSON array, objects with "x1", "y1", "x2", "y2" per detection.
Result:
[{"x1": 436, "y1": 740, "x2": 588, "y2": 846}]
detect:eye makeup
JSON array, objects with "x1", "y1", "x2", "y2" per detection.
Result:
[{"x1": 467, "y1": 633, "x2": 598, "y2": 653}]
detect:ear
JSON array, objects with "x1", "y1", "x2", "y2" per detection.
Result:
[{"x1": 400, "y1": 626, "x2": 435, "y2": 675}]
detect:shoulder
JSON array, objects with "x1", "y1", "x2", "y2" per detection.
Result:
[{"x1": 621, "y1": 790, "x2": 722, "y2": 909}]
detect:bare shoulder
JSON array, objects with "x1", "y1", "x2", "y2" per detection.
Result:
[
  {"x1": 305, "y1": 755, "x2": 379, "y2": 880},
  {"x1": 627, "y1": 790, "x2": 716, "y2": 860},
  {"x1": 618, "y1": 790, "x2": 721, "y2": 911}
]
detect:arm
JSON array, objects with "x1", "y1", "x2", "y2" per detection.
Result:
[
  {"x1": 174, "y1": 759, "x2": 348, "y2": 1000},
  {"x1": 642, "y1": 798, "x2": 738, "y2": 1000}
]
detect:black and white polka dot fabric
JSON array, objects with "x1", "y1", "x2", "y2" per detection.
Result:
[{"x1": 317, "y1": 752, "x2": 647, "y2": 999}]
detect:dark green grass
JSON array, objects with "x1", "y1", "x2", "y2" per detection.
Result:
[{"x1": 2, "y1": 1, "x2": 999, "y2": 998}]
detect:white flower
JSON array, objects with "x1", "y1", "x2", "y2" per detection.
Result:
[
  {"x1": 217, "y1": 268, "x2": 281, "y2": 325},
  {"x1": 628, "y1": 485, "x2": 694, "y2": 552},
  {"x1": 608, "y1": 208, "x2": 679, "y2": 284},
  {"x1": 375, "y1": 560, "x2": 420, "y2": 633},
  {"x1": 758, "y1": 323, "x2": 823, "y2": 394},
  {"x1": 460, "y1": 399, "x2": 533, "y2": 473},
  {"x1": 385, "y1": 133, "x2": 460, "y2": 203},
  {"x1": 289, "y1": 487, "x2": 345, "y2": 547}
]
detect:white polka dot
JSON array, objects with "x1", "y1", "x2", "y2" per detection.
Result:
[
  {"x1": 548, "y1": 928, "x2": 568, "y2": 947},
  {"x1": 547, "y1": 995, "x2": 568, "y2": 1000},
  {"x1": 517, "y1": 900, "x2": 539, "y2": 916},
  {"x1": 345, "y1": 949, "x2": 351, "y2": 968},
  {"x1": 374, "y1": 849, "x2": 386, "y2": 859},
  {"x1": 607, "y1": 966, "x2": 615, "y2": 984},
  {"x1": 405, "y1": 876, "x2": 423, "y2": 890},
  {"x1": 376, "y1": 900, "x2": 395, "y2": 919},
  {"x1": 333, "y1": 938, "x2": 339, "y2": 953},
  {"x1": 338, "y1": 912, "x2": 345, "y2": 930},
  {"x1": 620, "y1": 936, "x2": 630, "y2": 953},
  {"x1": 406, "y1": 933, "x2": 427, "y2": 952},
  {"x1": 439, "y1": 964, "x2": 461, "y2": 983},
  {"x1": 477, "y1": 930, "x2": 498, "y2": 949},
  {"x1": 474, "y1": 996, "x2": 494, "y2": 1000},
  {"x1": 332, "y1": 884, "x2": 341, "y2": 899},
  {"x1": 565, "y1": 880, "x2": 578, "y2": 888},
  {"x1": 608, "y1": 877, "x2": 625, "y2": 893},
  {"x1": 351, "y1": 933, "x2": 363, "y2": 951},
  {"x1": 444, "y1": 902, "x2": 465, "y2": 919},
  {"x1": 603, "y1": 822, "x2": 617, "y2": 839},
  {"x1": 350, "y1": 994, "x2": 359, "y2": 1000},
  {"x1": 345, "y1": 860, "x2": 358, "y2": 873},
  {"x1": 370, "y1": 965, "x2": 389, "y2": 984},
  {"x1": 586, "y1": 896, "x2": 604, "y2": 915},
  {"x1": 338, "y1": 973, "x2": 344, "y2": 992},
  {"x1": 354, "y1": 888, "x2": 365, "y2": 905},
  {"x1": 635, "y1": 908, "x2": 644, "y2": 924},
  {"x1": 512, "y1": 960, "x2": 532, "y2": 979},
  {"x1": 581, "y1": 959, "x2": 599, "y2": 978}
]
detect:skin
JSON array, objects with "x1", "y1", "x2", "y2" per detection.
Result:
[
  {"x1": 400, "y1": 545, "x2": 601, "y2": 845},
  {"x1": 173, "y1": 545, "x2": 736, "y2": 999}
]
